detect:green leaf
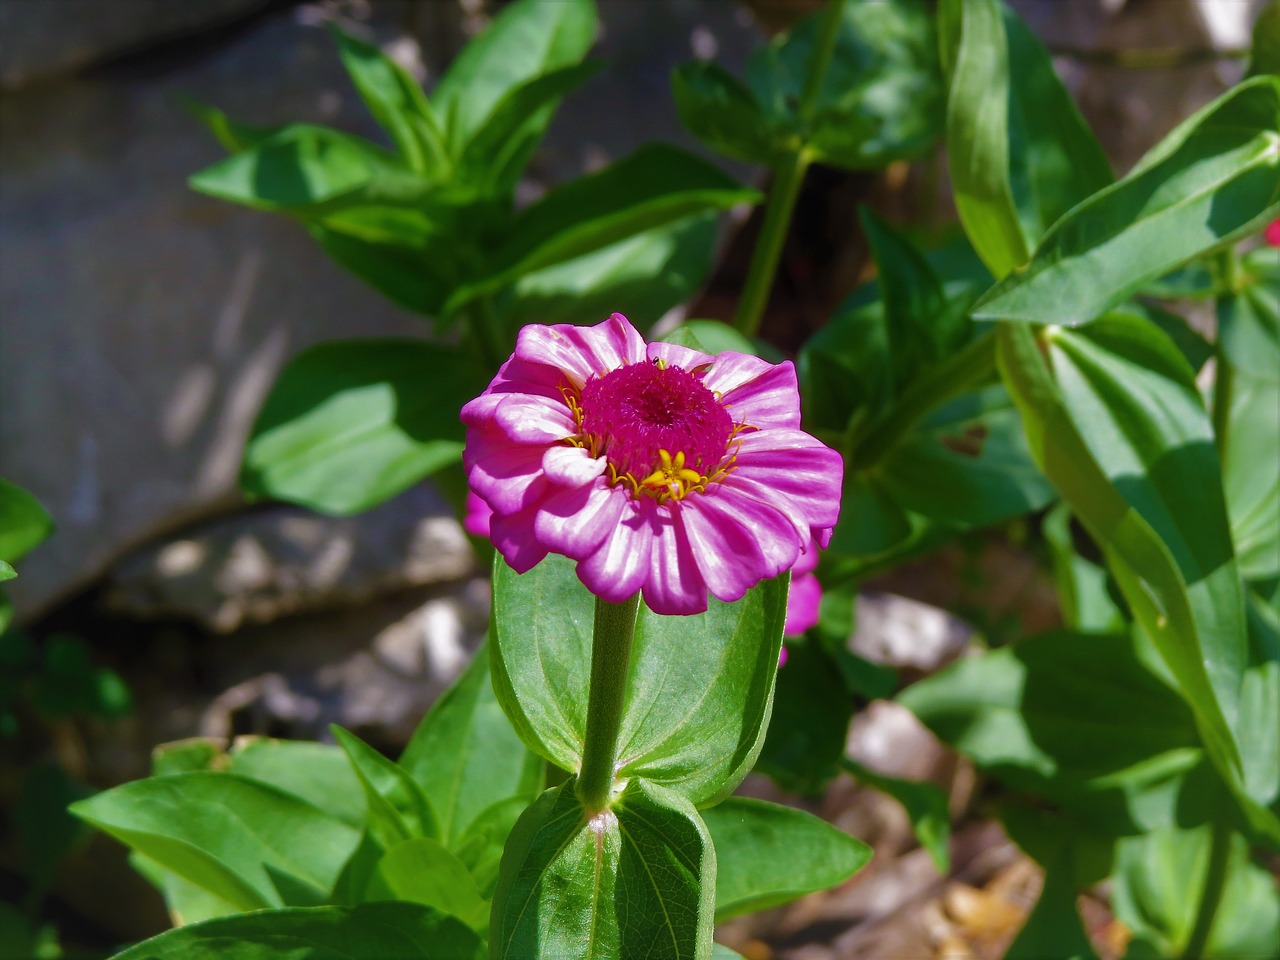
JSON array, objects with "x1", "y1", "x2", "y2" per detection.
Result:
[
  {"x1": 241, "y1": 339, "x2": 483, "y2": 515},
  {"x1": 69, "y1": 772, "x2": 361, "y2": 910},
  {"x1": 1248, "y1": 0, "x2": 1280, "y2": 78},
  {"x1": 975, "y1": 77, "x2": 1280, "y2": 324},
  {"x1": 109, "y1": 902, "x2": 484, "y2": 960},
  {"x1": 859, "y1": 208, "x2": 966, "y2": 384},
  {"x1": 940, "y1": 0, "x2": 1028, "y2": 278},
  {"x1": 184, "y1": 97, "x2": 279, "y2": 154},
  {"x1": 756, "y1": 635, "x2": 853, "y2": 795},
  {"x1": 498, "y1": 213, "x2": 719, "y2": 331},
  {"x1": 189, "y1": 124, "x2": 430, "y2": 214},
  {"x1": 331, "y1": 26, "x2": 447, "y2": 177},
  {"x1": 1113, "y1": 824, "x2": 1280, "y2": 958},
  {"x1": 1041, "y1": 504, "x2": 1123, "y2": 633},
  {"x1": 452, "y1": 796, "x2": 531, "y2": 898},
  {"x1": 746, "y1": 0, "x2": 944, "y2": 170},
  {"x1": 489, "y1": 778, "x2": 715, "y2": 960},
  {"x1": 398, "y1": 645, "x2": 542, "y2": 849},
  {"x1": 995, "y1": 320, "x2": 1278, "y2": 842},
  {"x1": 1219, "y1": 267, "x2": 1280, "y2": 383},
  {"x1": 228, "y1": 738, "x2": 368, "y2": 829},
  {"x1": 879, "y1": 386, "x2": 1055, "y2": 527},
  {"x1": 309, "y1": 225, "x2": 452, "y2": 317},
  {"x1": 1224, "y1": 374, "x2": 1280, "y2": 582},
  {"x1": 0, "y1": 561, "x2": 13, "y2": 583},
  {"x1": 445, "y1": 144, "x2": 757, "y2": 315},
  {"x1": 672, "y1": 60, "x2": 778, "y2": 165},
  {"x1": 1001, "y1": 6, "x2": 1113, "y2": 245},
  {"x1": 367, "y1": 837, "x2": 488, "y2": 929},
  {"x1": 702, "y1": 796, "x2": 870, "y2": 921},
  {"x1": 332, "y1": 726, "x2": 438, "y2": 847},
  {"x1": 433, "y1": 0, "x2": 596, "y2": 149},
  {"x1": 899, "y1": 630, "x2": 1210, "y2": 835},
  {"x1": 797, "y1": 292, "x2": 893, "y2": 433},
  {"x1": 0, "y1": 478, "x2": 53, "y2": 565},
  {"x1": 490, "y1": 554, "x2": 787, "y2": 805},
  {"x1": 457, "y1": 61, "x2": 602, "y2": 193},
  {"x1": 841, "y1": 759, "x2": 950, "y2": 873}
]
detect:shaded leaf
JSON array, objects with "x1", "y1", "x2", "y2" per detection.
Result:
[
  {"x1": 0, "y1": 479, "x2": 53, "y2": 565},
  {"x1": 242, "y1": 339, "x2": 483, "y2": 515}
]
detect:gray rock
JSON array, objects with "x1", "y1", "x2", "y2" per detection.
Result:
[
  {"x1": 0, "y1": 0, "x2": 271, "y2": 90},
  {"x1": 850, "y1": 592, "x2": 972, "y2": 674},
  {"x1": 102, "y1": 484, "x2": 475, "y2": 632}
]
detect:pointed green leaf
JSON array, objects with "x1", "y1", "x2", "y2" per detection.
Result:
[
  {"x1": 398, "y1": 645, "x2": 542, "y2": 849},
  {"x1": 241, "y1": 339, "x2": 483, "y2": 515},
  {"x1": 445, "y1": 144, "x2": 757, "y2": 315},
  {"x1": 331, "y1": 26, "x2": 447, "y2": 177},
  {"x1": 433, "y1": 0, "x2": 596, "y2": 149},
  {"x1": 368, "y1": 837, "x2": 488, "y2": 929},
  {"x1": 1219, "y1": 258, "x2": 1280, "y2": 383},
  {"x1": 975, "y1": 77, "x2": 1280, "y2": 324},
  {"x1": 702, "y1": 796, "x2": 870, "y2": 920},
  {"x1": 490, "y1": 778, "x2": 715, "y2": 960},
  {"x1": 1004, "y1": 842, "x2": 1100, "y2": 960},
  {"x1": 332, "y1": 726, "x2": 437, "y2": 847},
  {"x1": 183, "y1": 98, "x2": 280, "y2": 154},
  {"x1": 109, "y1": 902, "x2": 484, "y2": 960},
  {"x1": 1224, "y1": 374, "x2": 1280, "y2": 582},
  {"x1": 309, "y1": 225, "x2": 451, "y2": 317},
  {"x1": 189, "y1": 125, "x2": 429, "y2": 214},
  {"x1": 940, "y1": 0, "x2": 1028, "y2": 278},
  {"x1": 227, "y1": 738, "x2": 368, "y2": 829},
  {"x1": 458, "y1": 61, "x2": 602, "y2": 192},
  {"x1": 672, "y1": 60, "x2": 778, "y2": 166},
  {"x1": 0, "y1": 561, "x2": 14, "y2": 582},
  {"x1": 0, "y1": 478, "x2": 53, "y2": 565},
  {"x1": 490, "y1": 554, "x2": 786, "y2": 805},
  {"x1": 69, "y1": 773, "x2": 360, "y2": 910},
  {"x1": 1002, "y1": 6, "x2": 1113, "y2": 243}
]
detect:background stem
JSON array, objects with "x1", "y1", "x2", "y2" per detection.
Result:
[
  {"x1": 731, "y1": 0, "x2": 847, "y2": 338},
  {"x1": 576, "y1": 592, "x2": 641, "y2": 814}
]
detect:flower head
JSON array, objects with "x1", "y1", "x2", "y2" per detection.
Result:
[{"x1": 461, "y1": 313, "x2": 843, "y2": 615}]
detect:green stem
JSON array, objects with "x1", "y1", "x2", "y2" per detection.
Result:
[
  {"x1": 850, "y1": 329, "x2": 998, "y2": 468},
  {"x1": 576, "y1": 592, "x2": 641, "y2": 814},
  {"x1": 1180, "y1": 817, "x2": 1233, "y2": 960},
  {"x1": 1212, "y1": 249, "x2": 1240, "y2": 461},
  {"x1": 732, "y1": 0, "x2": 847, "y2": 338},
  {"x1": 732, "y1": 150, "x2": 811, "y2": 338}
]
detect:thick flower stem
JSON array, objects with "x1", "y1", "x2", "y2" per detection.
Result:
[{"x1": 577, "y1": 592, "x2": 641, "y2": 815}]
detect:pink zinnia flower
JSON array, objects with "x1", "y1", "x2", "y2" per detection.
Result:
[
  {"x1": 1266, "y1": 219, "x2": 1280, "y2": 247},
  {"x1": 461, "y1": 313, "x2": 842, "y2": 615},
  {"x1": 463, "y1": 490, "x2": 493, "y2": 538}
]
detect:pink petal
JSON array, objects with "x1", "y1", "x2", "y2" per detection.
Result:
[
  {"x1": 728, "y1": 429, "x2": 844, "y2": 528},
  {"x1": 784, "y1": 572, "x2": 822, "y2": 636},
  {"x1": 493, "y1": 393, "x2": 576, "y2": 443},
  {"x1": 489, "y1": 491, "x2": 551, "y2": 573},
  {"x1": 463, "y1": 491, "x2": 492, "y2": 539},
  {"x1": 542, "y1": 446, "x2": 607, "y2": 486},
  {"x1": 1266, "y1": 219, "x2": 1280, "y2": 247},
  {"x1": 577, "y1": 499, "x2": 657, "y2": 603},
  {"x1": 713, "y1": 357, "x2": 802, "y2": 429},
  {"x1": 464, "y1": 425, "x2": 550, "y2": 515},
  {"x1": 792, "y1": 544, "x2": 820, "y2": 577},
  {"x1": 533, "y1": 483, "x2": 627, "y2": 558},
  {"x1": 514, "y1": 314, "x2": 646, "y2": 389},
  {"x1": 646, "y1": 341, "x2": 716, "y2": 371},
  {"x1": 641, "y1": 506, "x2": 708, "y2": 615},
  {"x1": 681, "y1": 490, "x2": 799, "y2": 603}
]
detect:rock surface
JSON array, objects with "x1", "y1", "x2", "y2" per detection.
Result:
[{"x1": 0, "y1": 0, "x2": 272, "y2": 90}]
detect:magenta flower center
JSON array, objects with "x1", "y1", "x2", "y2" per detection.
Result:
[{"x1": 576, "y1": 359, "x2": 737, "y2": 501}]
